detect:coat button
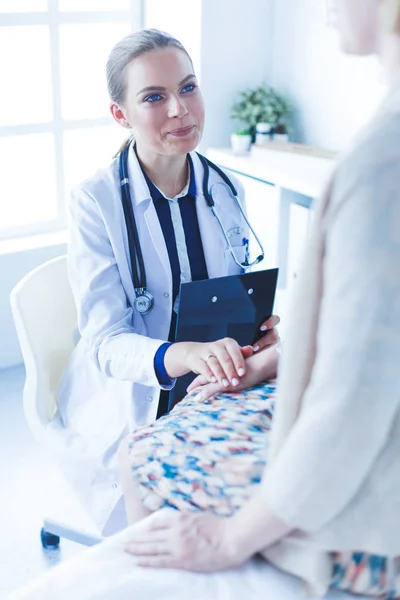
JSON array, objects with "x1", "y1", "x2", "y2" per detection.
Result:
[
  {"x1": 164, "y1": 292, "x2": 169, "y2": 298},
  {"x1": 146, "y1": 395, "x2": 153, "y2": 402},
  {"x1": 112, "y1": 483, "x2": 118, "y2": 489}
]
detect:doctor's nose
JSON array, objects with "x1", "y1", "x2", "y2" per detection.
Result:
[{"x1": 167, "y1": 95, "x2": 188, "y2": 119}]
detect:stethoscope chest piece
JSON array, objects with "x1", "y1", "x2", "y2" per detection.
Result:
[{"x1": 133, "y1": 289, "x2": 154, "y2": 314}]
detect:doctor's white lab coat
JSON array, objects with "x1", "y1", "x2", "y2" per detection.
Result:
[{"x1": 53, "y1": 146, "x2": 248, "y2": 532}]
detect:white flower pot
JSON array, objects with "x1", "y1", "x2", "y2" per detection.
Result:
[
  {"x1": 230, "y1": 133, "x2": 251, "y2": 154},
  {"x1": 273, "y1": 133, "x2": 289, "y2": 143},
  {"x1": 255, "y1": 122, "x2": 273, "y2": 145}
]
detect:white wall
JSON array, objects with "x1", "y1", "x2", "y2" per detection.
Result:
[
  {"x1": 144, "y1": 0, "x2": 203, "y2": 78},
  {"x1": 271, "y1": 0, "x2": 386, "y2": 151},
  {"x1": 200, "y1": 0, "x2": 274, "y2": 152},
  {"x1": 145, "y1": 0, "x2": 274, "y2": 152},
  {"x1": 0, "y1": 243, "x2": 66, "y2": 370}
]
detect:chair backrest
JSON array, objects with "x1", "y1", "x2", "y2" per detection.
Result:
[{"x1": 10, "y1": 255, "x2": 77, "y2": 440}]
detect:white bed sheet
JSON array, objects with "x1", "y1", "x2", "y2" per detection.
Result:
[{"x1": 9, "y1": 511, "x2": 368, "y2": 600}]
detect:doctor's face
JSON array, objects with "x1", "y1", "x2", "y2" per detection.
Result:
[
  {"x1": 328, "y1": 0, "x2": 379, "y2": 55},
  {"x1": 119, "y1": 47, "x2": 205, "y2": 156}
]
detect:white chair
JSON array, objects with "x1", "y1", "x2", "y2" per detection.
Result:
[{"x1": 10, "y1": 255, "x2": 102, "y2": 549}]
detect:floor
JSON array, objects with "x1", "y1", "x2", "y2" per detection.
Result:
[{"x1": 0, "y1": 365, "x2": 86, "y2": 599}]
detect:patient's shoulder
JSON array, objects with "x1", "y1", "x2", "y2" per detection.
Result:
[{"x1": 332, "y1": 111, "x2": 400, "y2": 210}]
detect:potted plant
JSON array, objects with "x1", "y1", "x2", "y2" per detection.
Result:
[
  {"x1": 260, "y1": 87, "x2": 292, "y2": 141},
  {"x1": 230, "y1": 128, "x2": 252, "y2": 154},
  {"x1": 231, "y1": 84, "x2": 292, "y2": 143},
  {"x1": 274, "y1": 124, "x2": 290, "y2": 143}
]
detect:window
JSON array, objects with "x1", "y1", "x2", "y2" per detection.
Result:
[{"x1": 0, "y1": 0, "x2": 141, "y2": 239}]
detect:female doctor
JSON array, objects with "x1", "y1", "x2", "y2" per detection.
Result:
[{"x1": 56, "y1": 28, "x2": 280, "y2": 536}]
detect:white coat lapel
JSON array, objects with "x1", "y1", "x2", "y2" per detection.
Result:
[
  {"x1": 191, "y1": 153, "x2": 227, "y2": 279},
  {"x1": 127, "y1": 144, "x2": 172, "y2": 289}
]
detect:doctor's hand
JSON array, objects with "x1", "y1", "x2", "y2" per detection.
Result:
[
  {"x1": 187, "y1": 343, "x2": 279, "y2": 401},
  {"x1": 253, "y1": 314, "x2": 280, "y2": 353},
  {"x1": 164, "y1": 339, "x2": 254, "y2": 388}
]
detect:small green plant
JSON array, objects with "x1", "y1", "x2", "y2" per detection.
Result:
[
  {"x1": 231, "y1": 84, "x2": 292, "y2": 138},
  {"x1": 233, "y1": 128, "x2": 251, "y2": 136}
]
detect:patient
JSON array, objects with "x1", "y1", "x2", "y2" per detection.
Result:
[{"x1": 119, "y1": 0, "x2": 400, "y2": 597}]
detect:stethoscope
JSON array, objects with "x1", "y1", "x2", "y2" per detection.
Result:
[{"x1": 119, "y1": 144, "x2": 265, "y2": 314}]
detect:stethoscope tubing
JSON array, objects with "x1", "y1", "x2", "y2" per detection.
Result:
[
  {"x1": 119, "y1": 144, "x2": 265, "y2": 304},
  {"x1": 120, "y1": 147, "x2": 147, "y2": 291}
]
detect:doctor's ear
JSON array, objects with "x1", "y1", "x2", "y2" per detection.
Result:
[
  {"x1": 110, "y1": 103, "x2": 131, "y2": 129},
  {"x1": 379, "y1": 0, "x2": 400, "y2": 33}
]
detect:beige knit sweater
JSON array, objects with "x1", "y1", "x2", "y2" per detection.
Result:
[{"x1": 260, "y1": 81, "x2": 400, "y2": 596}]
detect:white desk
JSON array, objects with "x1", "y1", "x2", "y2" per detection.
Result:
[{"x1": 207, "y1": 143, "x2": 337, "y2": 199}]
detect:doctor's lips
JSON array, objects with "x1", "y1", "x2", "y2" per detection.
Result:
[{"x1": 168, "y1": 125, "x2": 195, "y2": 137}]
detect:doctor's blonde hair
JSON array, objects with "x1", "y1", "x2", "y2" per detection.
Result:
[{"x1": 106, "y1": 29, "x2": 192, "y2": 157}]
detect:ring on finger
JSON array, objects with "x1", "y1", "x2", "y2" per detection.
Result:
[{"x1": 206, "y1": 354, "x2": 216, "y2": 362}]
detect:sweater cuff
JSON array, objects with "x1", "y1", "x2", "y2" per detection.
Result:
[{"x1": 154, "y1": 342, "x2": 174, "y2": 388}]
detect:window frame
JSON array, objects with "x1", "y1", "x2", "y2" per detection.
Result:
[{"x1": 0, "y1": 0, "x2": 143, "y2": 240}]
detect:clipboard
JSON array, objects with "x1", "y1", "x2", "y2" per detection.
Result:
[{"x1": 169, "y1": 267, "x2": 279, "y2": 408}]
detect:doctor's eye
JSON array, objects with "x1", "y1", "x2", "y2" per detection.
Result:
[
  {"x1": 180, "y1": 83, "x2": 197, "y2": 95},
  {"x1": 143, "y1": 93, "x2": 164, "y2": 103}
]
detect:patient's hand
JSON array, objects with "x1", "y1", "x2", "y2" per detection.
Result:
[
  {"x1": 187, "y1": 344, "x2": 279, "y2": 401},
  {"x1": 125, "y1": 509, "x2": 246, "y2": 572},
  {"x1": 125, "y1": 490, "x2": 290, "y2": 573}
]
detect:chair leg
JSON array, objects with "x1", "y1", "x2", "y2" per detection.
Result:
[{"x1": 40, "y1": 527, "x2": 60, "y2": 549}]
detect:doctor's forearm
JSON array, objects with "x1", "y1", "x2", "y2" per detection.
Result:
[
  {"x1": 164, "y1": 340, "x2": 248, "y2": 381},
  {"x1": 163, "y1": 342, "x2": 200, "y2": 378},
  {"x1": 165, "y1": 342, "x2": 279, "y2": 384}
]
